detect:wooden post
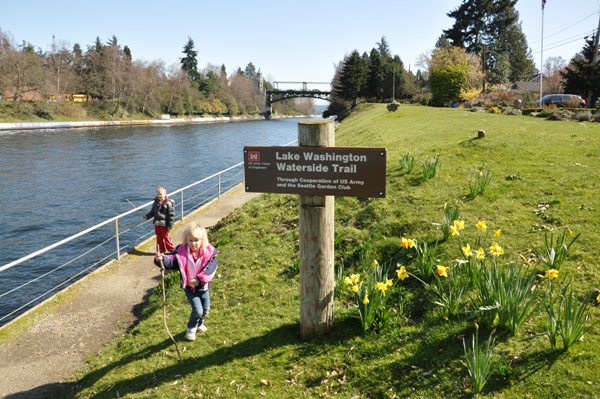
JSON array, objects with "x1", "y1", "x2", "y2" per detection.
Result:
[{"x1": 298, "y1": 120, "x2": 335, "y2": 339}]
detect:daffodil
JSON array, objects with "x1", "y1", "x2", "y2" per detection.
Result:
[
  {"x1": 376, "y1": 281, "x2": 389, "y2": 295},
  {"x1": 349, "y1": 273, "x2": 361, "y2": 284},
  {"x1": 476, "y1": 247, "x2": 486, "y2": 260},
  {"x1": 597, "y1": 292, "x2": 600, "y2": 304},
  {"x1": 476, "y1": 221, "x2": 487, "y2": 232},
  {"x1": 450, "y1": 225, "x2": 460, "y2": 236},
  {"x1": 489, "y1": 242, "x2": 504, "y2": 257},
  {"x1": 567, "y1": 227, "x2": 573, "y2": 236},
  {"x1": 453, "y1": 220, "x2": 465, "y2": 231},
  {"x1": 462, "y1": 243, "x2": 473, "y2": 258},
  {"x1": 344, "y1": 276, "x2": 352, "y2": 285},
  {"x1": 371, "y1": 259, "x2": 379, "y2": 267},
  {"x1": 494, "y1": 229, "x2": 502, "y2": 237},
  {"x1": 396, "y1": 265, "x2": 409, "y2": 280},
  {"x1": 386, "y1": 278, "x2": 394, "y2": 287},
  {"x1": 351, "y1": 284, "x2": 360, "y2": 293},
  {"x1": 437, "y1": 265, "x2": 448, "y2": 277},
  {"x1": 544, "y1": 269, "x2": 559, "y2": 280},
  {"x1": 363, "y1": 294, "x2": 369, "y2": 304},
  {"x1": 401, "y1": 237, "x2": 416, "y2": 248}
]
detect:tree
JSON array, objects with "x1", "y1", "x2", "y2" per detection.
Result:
[
  {"x1": 47, "y1": 36, "x2": 76, "y2": 99},
  {"x1": 561, "y1": 34, "x2": 600, "y2": 107},
  {"x1": 435, "y1": 34, "x2": 451, "y2": 49},
  {"x1": 444, "y1": 0, "x2": 533, "y2": 85},
  {"x1": 180, "y1": 37, "x2": 199, "y2": 82},
  {"x1": 334, "y1": 50, "x2": 367, "y2": 106},
  {"x1": 376, "y1": 36, "x2": 392, "y2": 61},
  {"x1": 243, "y1": 62, "x2": 257, "y2": 79},
  {"x1": 544, "y1": 56, "x2": 567, "y2": 94},
  {"x1": 428, "y1": 46, "x2": 483, "y2": 106},
  {"x1": 364, "y1": 48, "x2": 385, "y2": 101},
  {"x1": 0, "y1": 33, "x2": 46, "y2": 102},
  {"x1": 383, "y1": 55, "x2": 405, "y2": 101}
]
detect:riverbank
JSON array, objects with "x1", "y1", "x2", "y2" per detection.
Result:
[
  {"x1": 0, "y1": 184, "x2": 260, "y2": 398},
  {"x1": 0, "y1": 114, "x2": 309, "y2": 131}
]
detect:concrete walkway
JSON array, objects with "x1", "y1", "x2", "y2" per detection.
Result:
[{"x1": 0, "y1": 185, "x2": 260, "y2": 399}]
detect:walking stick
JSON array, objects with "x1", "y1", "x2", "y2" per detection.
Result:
[{"x1": 156, "y1": 244, "x2": 183, "y2": 362}]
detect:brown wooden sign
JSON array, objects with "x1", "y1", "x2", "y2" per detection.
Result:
[{"x1": 244, "y1": 146, "x2": 386, "y2": 197}]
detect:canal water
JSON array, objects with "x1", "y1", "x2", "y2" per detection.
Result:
[{"x1": 0, "y1": 116, "x2": 317, "y2": 325}]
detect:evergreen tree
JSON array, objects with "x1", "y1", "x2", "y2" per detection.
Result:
[
  {"x1": 180, "y1": 37, "x2": 199, "y2": 82},
  {"x1": 365, "y1": 48, "x2": 385, "y2": 101},
  {"x1": 561, "y1": 34, "x2": 600, "y2": 107},
  {"x1": 443, "y1": 0, "x2": 532, "y2": 85},
  {"x1": 435, "y1": 34, "x2": 451, "y2": 49},
  {"x1": 244, "y1": 62, "x2": 257, "y2": 79},
  {"x1": 384, "y1": 55, "x2": 405, "y2": 101},
  {"x1": 376, "y1": 36, "x2": 392, "y2": 61},
  {"x1": 334, "y1": 50, "x2": 367, "y2": 106}
]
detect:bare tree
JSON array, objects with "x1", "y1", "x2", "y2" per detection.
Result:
[
  {"x1": 46, "y1": 36, "x2": 76, "y2": 100},
  {"x1": 543, "y1": 56, "x2": 567, "y2": 93}
]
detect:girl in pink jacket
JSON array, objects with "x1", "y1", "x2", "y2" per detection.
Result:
[{"x1": 155, "y1": 223, "x2": 218, "y2": 341}]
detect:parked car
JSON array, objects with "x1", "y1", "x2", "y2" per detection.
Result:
[{"x1": 536, "y1": 94, "x2": 586, "y2": 108}]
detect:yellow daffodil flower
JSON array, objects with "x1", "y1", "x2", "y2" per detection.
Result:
[
  {"x1": 597, "y1": 292, "x2": 600, "y2": 304},
  {"x1": 401, "y1": 237, "x2": 416, "y2": 248},
  {"x1": 363, "y1": 294, "x2": 369, "y2": 305},
  {"x1": 476, "y1": 221, "x2": 487, "y2": 232},
  {"x1": 437, "y1": 265, "x2": 448, "y2": 277},
  {"x1": 349, "y1": 273, "x2": 361, "y2": 284},
  {"x1": 351, "y1": 284, "x2": 359, "y2": 293},
  {"x1": 566, "y1": 227, "x2": 573, "y2": 236},
  {"x1": 476, "y1": 247, "x2": 486, "y2": 260},
  {"x1": 344, "y1": 277, "x2": 352, "y2": 285},
  {"x1": 375, "y1": 281, "x2": 389, "y2": 296},
  {"x1": 544, "y1": 269, "x2": 559, "y2": 280},
  {"x1": 386, "y1": 278, "x2": 394, "y2": 287},
  {"x1": 462, "y1": 243, "x2": 473, "y2": 258},
  {"x1": 494, "y1": 229, "x2": 502, "y2": 237},
  {"x1": 371, "y1": 259, "x2": 379, "y2": 267},
  {"x1": 396, "y1": 265, "x2": 409, "y2": 280},
  {"x1": 489, "y1": 242, "x2": 504, "y2": 257},
  {"x1": 453, "y1": 220, "x2": 465, "y2": 230},
  {"x1": 450, "y1": 225, "x2": 460, "y2": 236}
]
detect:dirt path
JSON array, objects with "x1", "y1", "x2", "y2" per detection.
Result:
[{"x1": 0, "y1": 186, "x2": 260, "y2": 399}]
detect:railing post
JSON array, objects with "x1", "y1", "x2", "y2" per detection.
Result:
[
  {"x1": 115, "y1": 218, "x2": 120, "y2": 261},
  {"x1": 180, "y1": 191, "x2": 184, "y2": 221}
]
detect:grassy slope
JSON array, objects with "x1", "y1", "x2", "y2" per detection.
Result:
[{"x1": 70, "y1": 104, "x2": 600, "y2": 399}]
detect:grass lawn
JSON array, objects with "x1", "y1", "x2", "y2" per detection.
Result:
[{"x1": 70, "y1": 104, "x2": 600, "y2": 398}]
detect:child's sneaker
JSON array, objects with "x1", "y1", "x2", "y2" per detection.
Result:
[
  {"x1": 186, "y1": 327, "x2": 197, "y2": 341},
  {"x1": 198, "y1": 324, "x2": 208, "y2": 332}
]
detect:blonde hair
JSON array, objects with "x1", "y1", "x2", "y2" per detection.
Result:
[
  {"x1": 157, "y1": 187, "x2": 167, "y2": 195},
  {"x1": 182, "y1": 222, "x2": 209, "y2": 248}
]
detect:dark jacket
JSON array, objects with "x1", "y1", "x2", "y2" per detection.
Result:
[{"x1": 145, "y1": 197, "x2": 174, "y2": 228}]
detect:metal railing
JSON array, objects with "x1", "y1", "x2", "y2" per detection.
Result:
[{"x1": 0, "y1": 139, "x2": 298, "y2": 326}]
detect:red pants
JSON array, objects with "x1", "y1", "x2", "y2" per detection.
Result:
[{"x1": 155, "y1": 225, "x2": 175, "y2": 253}]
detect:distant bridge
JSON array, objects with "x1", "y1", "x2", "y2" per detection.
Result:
[{"x1": 264, "y1": 81, "x2": 331, "y2": 119}]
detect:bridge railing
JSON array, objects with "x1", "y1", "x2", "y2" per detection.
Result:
[{"x1": 0, "y1": 140, "x2": 298, "y2": 327}]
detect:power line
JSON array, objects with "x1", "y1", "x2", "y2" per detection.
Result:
[
  {"x1": 531, "y1": 29, "x2": 597, "y2": 55},
  {"x1": 528, "y1": 10, "x2": 598, "y2": 46}
]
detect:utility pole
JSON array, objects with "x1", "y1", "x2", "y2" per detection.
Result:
[
  {"x1": 588, "y1": 11, "x2": 600, "y2": 107},
  {"x1": 540, "y1": 4, "x2": 545, "y2": 104}
]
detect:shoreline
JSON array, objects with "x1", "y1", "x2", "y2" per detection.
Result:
[{"x1": 0, "y1": 113, "x2": 310, "y2": 131}]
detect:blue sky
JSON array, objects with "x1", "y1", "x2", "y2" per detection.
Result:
[{"x1": 2, "y1": 0, "x2": 599, "y2": 90}]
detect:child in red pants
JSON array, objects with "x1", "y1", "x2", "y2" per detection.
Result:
[{"x1": 143, "y1": 187, "x2": 175, "y2": 253}]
